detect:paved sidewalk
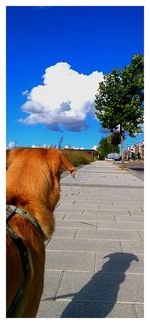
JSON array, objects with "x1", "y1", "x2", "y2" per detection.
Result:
[{"x1": 37, "y1": 161, "x2": 144, "y2": 318}]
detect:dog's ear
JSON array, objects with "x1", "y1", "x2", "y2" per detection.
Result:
[{"x1": 60, "y1": 151, "x2": 76, "y2": 178}]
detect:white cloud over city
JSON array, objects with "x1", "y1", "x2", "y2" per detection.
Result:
[{"x1": 20, "y1": 62, "x2": 104, "y2": 132}]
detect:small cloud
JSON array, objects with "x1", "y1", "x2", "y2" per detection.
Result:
[
  {"x1": 8, "y1": 141, "x2": 17, "y2": 149},
  {"x1": 20, "y1": 62, "x2": 104, "y2": 132},
  {"x1": 91, "y1": 145, "x2": 97, "y2": 150},
  {"x1": 22, "y1": 90, "x2": 29, "y2": 96}
]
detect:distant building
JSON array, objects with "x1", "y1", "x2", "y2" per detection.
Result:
[
  {"x1": 125, "y1": 142, "x2": 144, "y2": 160},
  {"x1": 139, "y1": 142, "x2": 144, "y2": 159}
]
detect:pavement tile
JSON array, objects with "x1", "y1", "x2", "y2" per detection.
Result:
[
  {"x1": 73, "y1": 203, "x2": 100, "y2": 210},
  {"x1": 56, "y1": 208, "x2": 84, "y2": 215},
  {"x1": 45, "y1": 251, "x2": 95, "y2": 272},
  {"x1": 121, "y1": 241, "x2": 144, "y2": 254},
  {"x1": 55, "y1": 219, "x2": 96, "y2": 229},
  {"x1": 37, "y1": 300, "x2": 137, "y2": 318},
  {"x1": 37, "y1": 160, "x2": 144, "y2": 318},
  {"x1": 83, "y1": 209, "x2": 131, "y2": 216},
  {"x1": 97, "y1": 221, "x2": 144, "y2": 231},
  {"x1": 64, "y1": 213, "x2": 115, "y2": 222},
  {"x1": 100, "y1": 203, "x2": 143, "y2": 210},
  {"x1": 138, "y1": 230, "x2": 144, "y2": 241},
  {"x1": 129, "y1": 206, "x2": 144, "y2": 217},
  {"x1": 100, "y1": 202, "x2": 114, "y2": 208},
  {"x1": 107, "y1": 303, "x2": 138, "y2": 318},
  {"x1": 76, "y1": 228, "x2": 141, "y2": 241},
  {"x1": 134, "y1": 304, "x2": 144, "y2": 317},
  {"x1": 113, "y1": 201, "x2": 143, "y2": 207},
  {"x1": 56, "y1": 203, "x2": 77, "y2": 210},
  {"x1": 54, "y1": 212, "x2": 66, "y2": 220},
  {"x1": 128, "y1": 208, "x2": 144, "y2": 216},
  {"x1": 56, "y1": 271, "x2": 143, "y2": 303},
  {"x1": 47, "y1": 237, "x2": 122, "y2": 253},
  {"x1": 53, "y1": 227, "x2": 77, "y2": 238},
  {"x1": 115, "y1": 215, "x2": 144, "y2": 223},
  {"x1": 40, "y1": 270, "x2": 63, "y2": 300}
]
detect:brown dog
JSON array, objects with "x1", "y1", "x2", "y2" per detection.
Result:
[{"x1": 6, "y1": 147, "x2": 76, "y2": 317}]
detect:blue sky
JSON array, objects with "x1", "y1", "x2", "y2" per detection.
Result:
[{"x1": 6, "y1": 6, "x2": 144, "y2": 150}]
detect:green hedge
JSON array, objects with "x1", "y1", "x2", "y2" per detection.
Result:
[{"x1": 63, "y1": 150, "x2": 95, "y2": 167}]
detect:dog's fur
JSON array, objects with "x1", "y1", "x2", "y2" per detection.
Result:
[{"x1": 6, "y1": 147, "x2": 76, "y2": 317}]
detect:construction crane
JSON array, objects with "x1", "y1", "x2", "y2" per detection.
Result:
[{"x1": 58, "y1": 136, "x2": 64, "y2": 149}]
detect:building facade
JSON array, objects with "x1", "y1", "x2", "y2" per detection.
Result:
[{"x1": 125, "y1": 142, "x2": 144, "y2": 160}]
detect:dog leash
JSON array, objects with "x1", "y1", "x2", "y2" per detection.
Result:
[
  {"x1": 6, "y1": 204, "x2": 43, "y2": 236},
  {"x1": 6, "y1": 204, "x2": 43, "y2": 317},
  {"x1": 6, "y1": 224, "x2": 30, "y2": 317}
]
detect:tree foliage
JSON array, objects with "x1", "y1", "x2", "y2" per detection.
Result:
[
  {"x1": 110, "y1": 133, "x2": 121, "y2": 146},
  {"x1": 97, "y1": 135, "x2": 120, "y2": 160},
  {"x1": 95, "y1": 54, "x2": 144, "y2": 137}
]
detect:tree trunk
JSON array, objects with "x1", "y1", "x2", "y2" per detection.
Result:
[{"x1": 121, "y1": 135, "x2": 125, "y2": 169}]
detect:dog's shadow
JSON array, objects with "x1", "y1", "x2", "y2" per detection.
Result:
[{"x1": 60, "y1": 252, "x2": 139, "y2": 318}]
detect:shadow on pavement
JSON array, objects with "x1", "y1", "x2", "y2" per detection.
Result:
[
  {"x1": 60, "y1": 252, "x2": 139, "y2": 318},
  {"x1": 128, "y1": 167, "x2": 144, "y2": 172}
]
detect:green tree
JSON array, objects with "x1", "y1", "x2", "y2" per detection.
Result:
[
  {"x1": 136, "y1": 152, "x2": 141, "y2": 160},
  {"x1": 97, "y1": 135, "x2": 120, "y2": 160},
  {"x1": 95, "y1": 54, "x2": 144, "y2": 168},
  {"x1": 131, "y1": 152, "x2": 136, "y2": 160}
]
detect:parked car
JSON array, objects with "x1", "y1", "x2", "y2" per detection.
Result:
[{"x1": 107, "y1": 153, "x2": 121, "y2": 161}]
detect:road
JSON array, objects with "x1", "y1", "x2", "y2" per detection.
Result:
[{"x1": 116, "y1": 160, "x2": 144, "y2": 181}]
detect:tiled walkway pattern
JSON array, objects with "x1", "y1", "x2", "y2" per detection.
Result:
[{"x1": 37, "y1": 161, "x2": 144, "y2": 318}]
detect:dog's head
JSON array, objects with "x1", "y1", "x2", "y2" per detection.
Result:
[
  {"x1": 7, "y1": 148, "x2": 76, "y2": 239},
  {"x1": 50, "y1": 149, "x2": 76, "y2": 179},
  {"x1": 6, "y1": 148, "x2": 76, "y2": 207},
  {"x1": 6, "y1": 147, "x2": 76, "y2": 177}
]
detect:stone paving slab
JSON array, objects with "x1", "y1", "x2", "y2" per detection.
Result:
[
  {"x1": 37, "y1": 300, "x2": 139, "y2": 318},
  {"x1": 61, "y1": 169, "x2": 144, "y2": 187},
  {"x1": 76, "y1": 228, "x2": 141, "y2": 241},
  {"x1": 134, "y1": 304, "x2": 144, "y2": 318},
  {"x1": 39, "y1": 270, "x2": 63, "y2": 301},
  {"x1": 56, "y1": 271, "x2": 143, "y2": 303},
  {"x1": 64, "y1": 212, "x2": 115, "y2": 222},
  {"x1": 138, "y1": 230, "x2": 144, "y2": 240},
  {"x1": 45, "y1": 251, "x2": 95, "y2": 272},
  {"x1": 55, "y1": 219, "x2": 144, "y2": 231},
  {"x1": 47, "y1": 237, "x2": 122, "y2": 253},
  {"x1": 56, "y1": 219, "x2": 97, "y2": 229},
  {"x1": 53, "y1": 227, "x2": 77, "y2": 239},
  {"x1": 37, "y1": 161, "x2": 144, "y2": 318},
  {"x1": 97, "y1": 221, "x2": 144, "y2": 231},
  {"x1": 121, "y1": 241, "x2": 144, "y2": 254},
  {"x1": 58, "y1": 199, "x2": 144, "y2": 210},
  {"x1": 115, "y1": 215, "x2": 144, "y2": 223},
  {"x1": 45, "y1": 251, "x2": 143, "y2": 274}
]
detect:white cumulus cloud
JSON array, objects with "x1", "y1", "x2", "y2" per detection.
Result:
[{"x1": 20, "y1": 62, "x2": 103, "y2": 132}]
